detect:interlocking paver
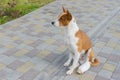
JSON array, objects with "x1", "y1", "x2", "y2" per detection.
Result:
[
  {"x1": 19, "y1": 69, "x2": 39, "y2": 80},
  {"x1": 17, "y1": 62, "x2": 34, "y2": 73},
  {"x1": 0, "y1": 63, "x2": 5, "y2": 70},
  {"x1": 0, "y1": 55, "x2": 16, "y2": 65},
  {"x1": 112, "y1": 63, "x2": 120, "y2": 80},
  {"x1": 98, "y1": 69, "x2": 112, "y2": 79},
  {"x1": 7, "y1": 60, "x2": 24, "y2": 70},
  {"x1": 6, "y1": 69, "x2": 21, "y2": 80},
  {"x1": 95, "y1": 75, "x2": 109, "y2": 80},
  {"x1": 34, "y1": 72, "x2": 50, "y2": 80},
  {"x1": 94, "y1": 41, "x2": 106, "y2": 48},
  {"x1": 108, "y1": 54, "x2": 120, "y2": 63},
  {"x1": 0, "y1": 0, "x2": 120, "y2": 80},
  {"x1": 101, "y1": 46, "x2": 113, "y2": 54},
  {"x1": 3, "y1": 48, "x2": 17, "y2": 56},
  {"x1": 31, "y1": 57, "x2": 50, "y2": 71},
  {"x1": 98, "y1": 51, "x2": 110, "y2": 58},
  {"x1": 14, "y1": 49, "x2": 29, "y2": 57},
  {"x1": 78, "y1": 73, "x2": 95, "y2": 80},
  {"x1": 103, "y1": 63, "x2": 116, "y2": 72},
  {"x1": 97, "y1": 56, "x2": 107, "y2": 63},
  {"x1": 90, "y1": 63, "x2": 103, "y2": 73},
  {"x1": 25, "y1": 49, "x2": 39, "y2": 58},
  {"x1": 106, "y1": 40, "x2": 117, "y2": 48},
  {"x1": 0, "y1": 70, "x2": 7, "y2": 80}
]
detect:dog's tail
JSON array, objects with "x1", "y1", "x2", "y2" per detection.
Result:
[
  {"x1": 89, "y1": 49, "x2": 99, "y2": 66},
  {"x1": 90, "y1": 57, "x2": 99, "y2": 66}
]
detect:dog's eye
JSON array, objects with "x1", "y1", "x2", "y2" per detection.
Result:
[{"x1": 61, "y1": 17, "x2": 64, "y2": 20}]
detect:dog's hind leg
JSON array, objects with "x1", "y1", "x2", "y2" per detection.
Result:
[
  {"x1": 77, "y1": 48, "x2": 91, "y2": 74},
  {"x1": 77, "y1": 60, "x2": 90, "y2": 74}
]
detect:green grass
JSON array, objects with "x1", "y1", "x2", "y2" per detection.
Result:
[{"x1": 0, "y1": 0, "x2": 54, "y2": 25}]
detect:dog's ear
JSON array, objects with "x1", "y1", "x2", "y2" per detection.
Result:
[
  {"x1": 66, "y1": 9, "x2": 72, "y2": 16},
  {"x1": 62, "y1": 7, "x2": 67, "y2": 12},
  {"x1": 66, "y1": 9, "x2": 70, "y2": 14},
  {"x1": 66, "y1": 10, "x2": 72, "y2": 21}
]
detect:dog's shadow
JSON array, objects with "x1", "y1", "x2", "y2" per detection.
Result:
[{"x1": 42, "y1": 49, "x2": 84, "y2": 79}]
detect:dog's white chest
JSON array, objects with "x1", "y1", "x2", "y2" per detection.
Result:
[
  {"x1": 66, "y1": 27, "x2": 79, "y2": 52},
  {"x1": 68, "y1": 34, "x2": 77, "y2": 46}
]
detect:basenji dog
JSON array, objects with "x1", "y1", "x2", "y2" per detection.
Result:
[{"x1": 51, "y1": 7, "x2": 99, "y2": 75}]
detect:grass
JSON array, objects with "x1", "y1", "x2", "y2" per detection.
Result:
[{"x1": 0, "y1": 0, "x2": 54, "y2": 25}]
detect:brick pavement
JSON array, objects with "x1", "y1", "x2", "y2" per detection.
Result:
[{"x1": 0, "y1": 0, "x2": 120, "y2": 80}]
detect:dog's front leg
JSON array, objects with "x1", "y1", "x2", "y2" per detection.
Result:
[
  {"x1": 64, "y1": 53, "x2": 73, "y2": 67},
  {"x1": 66, "y1": 52, "x2": 80, "y2": 75}
]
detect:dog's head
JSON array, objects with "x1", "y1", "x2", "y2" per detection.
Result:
[{"x1": 51, "y1": 7, "x2": 72, "y2": 27}]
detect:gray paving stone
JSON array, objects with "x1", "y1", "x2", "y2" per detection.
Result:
[
  {"x1": 112, "y1": 71, "x2": 120, "y2": 80},
  {"x1": 110, "y1": 79, "x2": 116, "y2": 80},
  {"x1": 95, "y1": 75, "x2": 109, "y2": 80},
  {"x1": 112, "y1": 49, "x2": 120, "y2": 56},
  {"x1": 58, "y1": 76, "x2": 65, "y2": 80},
  {"x1": 108, "y1": 54, "x2": 120, "y2": 63},
  {"x1": 0, "y1": 70, "x2": 7, "y2": 79},
  {"x1": 112, "y1": 63, "x2": 120, "y2": 80},
  {"x1": 44, "y1": 53, "x2": 59, "y2": 63},
  {"x1": 7, "y1": 60, "x2": 24, "y2": 70},
  {"x1": 34, "y1": 72, "x2": 50, "y2": 80},
  {"x1": 19, "y1": 69, "x2": 39, "y2": 80},
  {"x1": 17, "y1": 56, "x2": 31, "y2": 62},
  {"x1": 15, "y1": 40, "x2": 23, "y2": 44},
  {"x1": 0, "y1": 55, "x2": 16, "y2": 65},
  {"x1": 7, "y1": 70, "x2": 21, "y2": 80},
  {"x1": 3, "y1": 48, "x2": 17, "y2": 56},
  {"x1": 25, "y1": 49, "x2": 39, "y2": 58},
  {"x1": 90, "y1": 63, "x2": 103, "y2": 73},
  {"x1": 29, "y1": 39, "x2": 42, "y2": 48},
  {"x1": 52, "y1": 76, "x2": 58, "y2": 80},
  {"x1": 98, "y1": 69, "x2": 112, "y2": 79},
  {"x1": 101, "y1": 46, "x2": 113, "y2": 54},
  {"x1": 106, "y1": 60, "x2": 118, "y2": 67},
  {"x1": 64, "y1": 75, "x2": 79, "y2": 80},
  {"x1": 17, "y1": 44, "x2": 33, "y2": 50},
  {"x1": 97, "y1": 56, "x2": 107, "y2": 63},
  {"x1": 98, "y1": 51, "x2": 110, "y2": 58},
  {"x1": 31, "y1": 57, "x2": 50, "y2": 72},
  {"x1": 98, "y1": 37, "x2": 110, "y2": 43},
  {"x1": 92, "y1": 47, "x2": 102, "y2": 55},
  {"x1": 0, "y1": 47, "x2": 8, "y2": 54}
]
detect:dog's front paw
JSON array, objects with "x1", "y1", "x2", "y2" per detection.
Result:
[
  {"x1": 64, "y1": 62, "x2": 70, "y2": 67},
  {"x1": 66, "y1": 69, "x2": 73, "y2": 75}
]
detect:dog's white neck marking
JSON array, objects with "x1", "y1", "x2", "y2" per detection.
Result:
[
  {"x1": 64, "y1": 17, "x2": 80, "y2": 52},
  {"x1": 66, "y1": 17, "x2": 79, "y2": 36}
]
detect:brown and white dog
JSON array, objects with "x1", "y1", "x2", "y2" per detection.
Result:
[{"x1": 51, "y1": 7, "x2": 99, "y2": 75}]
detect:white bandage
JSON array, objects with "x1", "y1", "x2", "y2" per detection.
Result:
[{"x1": 77, "y1": 61, "x2": 90, "y2": 74}]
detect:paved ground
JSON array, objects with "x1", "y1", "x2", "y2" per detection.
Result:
[{"x1": 0, "y1": 0, "x2": 120, "y2": 80}]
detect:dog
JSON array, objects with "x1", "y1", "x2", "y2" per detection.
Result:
[{"x1": 51, "y1": 7, "x2": 99, "y2": 75}]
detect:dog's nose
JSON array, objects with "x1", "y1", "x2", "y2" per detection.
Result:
[{"x1": 51, "y1": 22, "x2": 54, "y2": 25}]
